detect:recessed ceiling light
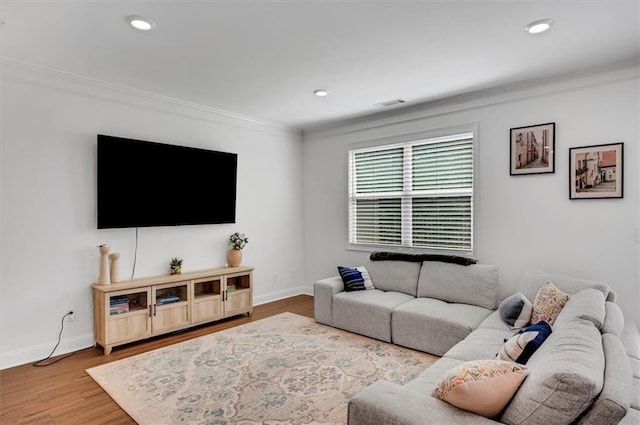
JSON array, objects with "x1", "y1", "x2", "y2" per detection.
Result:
[
  {"x1": 127, "y1": 15, "x2": 156, "y2": 31},
  {"x1": 524, "y1": 19, "x2": 552, "y2": 34},
  {"x1": 313, "y1": 89, "x2": 329, "y2": 97}
]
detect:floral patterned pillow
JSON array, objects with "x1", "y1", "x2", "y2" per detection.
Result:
[
  {"x1": 432, "y1": 360, "x2": 528, "y2": 417},
  {"x1": 530, "y1": 281, "x2": 571, "y2": 326}
]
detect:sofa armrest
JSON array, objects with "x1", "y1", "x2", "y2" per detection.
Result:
[
  {"x1": 348, "y1": 381, "x2": 502, "y2": 425},
  {"x1": 314, "y1": 276, "x2": 344, "y2": 326}
]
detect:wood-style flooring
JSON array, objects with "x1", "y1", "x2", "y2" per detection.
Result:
[{"x1": 0, "y1": 294, "x2": 314, "y2": 425}]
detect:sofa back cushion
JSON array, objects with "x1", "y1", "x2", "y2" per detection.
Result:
[
  {"x1": 417, "y1": 262, "x2": 499, "y2": 310},
  {"x1": 553, "y1": 288, "x2": 605, "y2": 330},
  {"x1": 576, "y1": 333, "x2": 631, "y2": 425},
  {"x1": 601, "y1": 302, "x2": 624, "y2": 337},
  {"x1": 517, "y1": 270, "x2": 609, "y2": 304},
  {"x1": 364, "y1": 260, "x2": 421, "y2": 297},
  {"x1": 501, "y1": 318, "x2": 604, "y2": 425}
]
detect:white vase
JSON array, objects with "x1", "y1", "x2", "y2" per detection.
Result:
[{"x1": 98, "y1": 244, "x2": 111, "y2": 285}]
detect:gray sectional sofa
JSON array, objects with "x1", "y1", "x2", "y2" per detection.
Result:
[{"x1": 313, "y1": 259, "x2": 639, "y2": 425}]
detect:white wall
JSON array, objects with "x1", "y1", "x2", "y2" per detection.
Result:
[
  {"x1": 303, "y1": 65, "x2": 640, "y2": 325},
  {"x1": 0, "y1": 60, "x2": 305, "y2": 368}
]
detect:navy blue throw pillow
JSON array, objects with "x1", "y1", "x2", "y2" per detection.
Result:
[
  {"x1": 337, "y1": 266, "x2": 366, "y2": 292},
  {"x1": 497, "y1": 321, "x2": 552, "y2": 364}
]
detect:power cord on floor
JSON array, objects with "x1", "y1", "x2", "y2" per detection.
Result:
[{"x1": 32, "y1": 312, "x2": 75, "y2": 367}]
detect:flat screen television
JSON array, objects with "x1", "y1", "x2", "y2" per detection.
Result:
[{"x1": 97, "y1": 135, "x2": 237, "y2": 229}]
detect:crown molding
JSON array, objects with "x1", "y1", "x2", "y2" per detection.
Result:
[
  {"x1": 304, "y1": 59, "x2": 640, "y2": 141},
  {"x1": 1, "y1": 57, "x2": 301, "y2": 138}
]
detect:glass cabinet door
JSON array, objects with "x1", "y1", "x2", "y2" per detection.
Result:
[
  {"x1": 105, "y1": 288, "x2": 152, "y2": 345},
  {"x1": 224, "y1": 272, "x2": 252, "y2": 317},
  {"x1": 191, "y1": 277, "x2": 224, "y2": 324},
  {"x1": 152, "y1": 281, "x2": 190, "y2": 333}
]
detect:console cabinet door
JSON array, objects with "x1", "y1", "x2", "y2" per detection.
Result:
[
  {"x1": 224, "y1": 272, "x2": 253, "y2": 317},
  {"x1": 104, "y1": 288, "x2": 152, "y2": 345},
  {"x1": 191, "y1": 276, "x2": 224, "y2": 324},
  {"x1": 152, "y1": 281, "x2": 190, "y2": 334}
]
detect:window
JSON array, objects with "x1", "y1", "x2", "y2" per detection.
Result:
[{"x1": 348, "y1": 132, "x2": 474, "y2": 253}]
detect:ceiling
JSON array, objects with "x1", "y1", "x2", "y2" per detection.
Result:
[{"x1": 1, "y1": 1, "x2": 638, "y2": 130}]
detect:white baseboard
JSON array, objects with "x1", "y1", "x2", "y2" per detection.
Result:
[
  {"x1": 1, "y1": 333, "x2": 95, "y2": 370},
  {"x1": 1, "y1": 288, "x2": 314, "y2": 370},
  {"x1": 253, "y1": 286, "x2": 313, "y2": 306}
]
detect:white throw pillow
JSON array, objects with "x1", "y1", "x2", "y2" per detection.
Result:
[{"x1": 355, "y1": 266, "x2": 375, "y2": 290}]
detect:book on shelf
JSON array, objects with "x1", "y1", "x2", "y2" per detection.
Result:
[
  {"x1": 109, "y1": 295, "x2": 130, "y2": 315},
  {"x1": 110, "y1": 295, "x2": 129, "y2": 306},
  {"x1": 110, "y1": 305, "x2": 130, "y2": 315},
  {"x1": 157, "y1": 294, "x2": 181, "y2": 305}
]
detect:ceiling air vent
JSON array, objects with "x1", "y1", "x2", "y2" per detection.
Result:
[{"x1": 377, "y1": 98, "x2": 406, "y2": 107}]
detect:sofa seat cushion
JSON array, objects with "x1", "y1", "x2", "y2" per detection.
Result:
[
  {"x1": 391, "y1": 298, "x2": 493, "y2": 356},
  {"x1": 405, "y1": 357, "x2": 466, "y2": 394},
  {"x1": 364, "y1": 260, "x2": 421, "y2": 296},
  {"x1": 478, "y1": 310, "x2": 513, "y2": 331},
  {"x1": 417, "y1": 262, "x2": 499, "y2": 310},
  {"x1": 332, "y1": 289, "x2": 414, "y2": 342},
  {"x1": 349, "y1": 380, "x2": 504, "y2": 425},
  {"x1": 501, "y1": 318, "x2": 605, "y2": 425},
  {"x1": 445, "y1": 328, "x2": 514, "y2": 362},
  {"x1": 619, "y1": 408, "x2": 640, "y2": 425}
]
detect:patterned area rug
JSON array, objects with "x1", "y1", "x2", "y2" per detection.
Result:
[{"x1": 87, "y1": 312, "x2": 437, "y2": 424}]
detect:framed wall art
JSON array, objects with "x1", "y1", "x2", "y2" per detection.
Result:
[
  {"x1": 510, "y1": 122, "x2": 555, "y2": 175},
  {"x1": 569, "y1": 142, "x2": 623, "y2": 199}
]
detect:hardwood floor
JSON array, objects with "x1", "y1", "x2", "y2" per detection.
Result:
[{"x1": 0, "y1": 295, "x2": 314, "y2": 425}]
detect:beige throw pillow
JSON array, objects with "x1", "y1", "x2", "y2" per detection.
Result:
[{"x1": 433, "y1": 360, "x2": 529, "y2": 417}]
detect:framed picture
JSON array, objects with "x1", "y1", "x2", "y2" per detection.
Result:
[
  {"x1": 569, "y1": 142, "x2": 623, "y2": 199},
  {"x1": 510, "y1": 122, "x2": 555, "y2": 175}
]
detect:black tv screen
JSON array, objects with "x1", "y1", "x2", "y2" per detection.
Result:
[{"x1": 97, "y1": 135, "x2": 237, "y2": 229}]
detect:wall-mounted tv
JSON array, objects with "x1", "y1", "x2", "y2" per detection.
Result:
[{"x1": 97, "y1": 135, "x2": 237, "y2": 229}]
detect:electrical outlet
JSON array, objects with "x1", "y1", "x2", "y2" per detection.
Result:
[{"x1": 66, "y1": 311, "x2": 75, "y2": 321}]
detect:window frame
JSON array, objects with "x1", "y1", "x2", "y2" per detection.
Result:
[{"x1": 346, "y1": 125, "x2": 478, "y2": 257}]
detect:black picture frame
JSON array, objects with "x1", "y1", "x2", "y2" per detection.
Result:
[
  {"x1": 569, "y1": 142, "x2": 623, "y2": 200},
  {"x1": 510, "y1": 122, "x2": 555, "y2": 175}
]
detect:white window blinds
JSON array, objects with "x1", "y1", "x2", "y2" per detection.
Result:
[{"x1": 348, "y1": 133, "x2": 474, "y2": 252}]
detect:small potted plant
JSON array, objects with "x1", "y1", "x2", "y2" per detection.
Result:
[
  {"x1": 169, "y1": 257, "x2": 183, "y2": 275},
  {"x1": 227, "y1": 232, "x2": 248, "y2": 267}
]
